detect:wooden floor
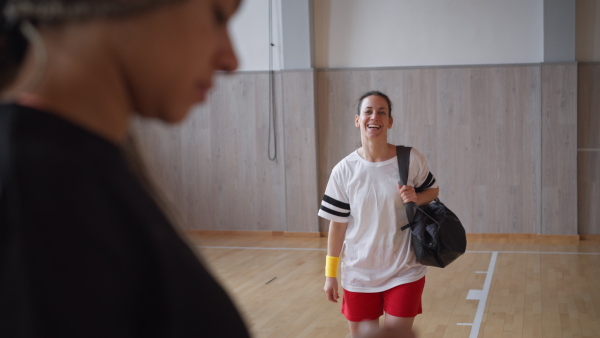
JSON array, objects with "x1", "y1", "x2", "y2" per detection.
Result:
[{"x1": 186, "y1": 233, "x2": 600, "y2": 338}]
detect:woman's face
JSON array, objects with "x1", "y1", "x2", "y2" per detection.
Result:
[
  {"x1": 112, "y1": 0, "x2": 240, "y2": 123},
  {"x1": 355, "y1": 95, "x2": 393, "y2": 139}
]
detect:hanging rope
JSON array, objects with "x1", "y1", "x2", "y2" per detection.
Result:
[{"x1": 267, "y1": 0, "x2": 277, "y2": 161}]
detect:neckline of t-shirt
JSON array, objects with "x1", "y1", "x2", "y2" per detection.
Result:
[
  {"x1": 352, "y1": 149, "x2": 397, "y2": 166},
  {"x1": 10, "y1": 103, "x2": 120, "y2": 153}
]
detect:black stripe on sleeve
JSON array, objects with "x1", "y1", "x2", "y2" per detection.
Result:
[
  {"x1": 322, "y1": 194, "x2": 350, "y2": 211},
  {"x1": 415, "y1": 172, "x2": 436, "y2": 193},
  {"x1": 320, "y1": 205, "x2": 351, "y2": 218}
]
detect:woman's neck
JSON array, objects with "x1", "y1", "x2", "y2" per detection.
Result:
[
  {"x1": 358, "y1": 141, "x2": 395, "y2": 162},
  {"x1": 8, "y1": 24, "x2": 132, "y2": 145}
]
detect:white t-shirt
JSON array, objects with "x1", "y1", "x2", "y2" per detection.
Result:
[{"x1": 318, "y1": 147, "x2": 438, "y2": 293}]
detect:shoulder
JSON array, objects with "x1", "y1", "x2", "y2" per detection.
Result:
[
  {"x1": 331, "y1": 150, "x2": 362, "y2": 176},
  {"x1": 410, "y1": 147, "x2": 429, "y2": 165},
  {"x1": 11, "y1": 107, "x2": 136, "y2": 225},
  {"x1": 14, "y1": 106, "x2": 122, "y2": 175}
]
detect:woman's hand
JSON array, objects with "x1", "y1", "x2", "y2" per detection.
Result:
[
  {"x1": 398, "y1": 185, "x2": 417, "y2": 204},
  {"x1": 324, "y1": 277, "x2": 340, "y2": 303}
]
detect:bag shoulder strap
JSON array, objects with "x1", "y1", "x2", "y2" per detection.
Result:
[
  {"x1": 396, "y1": 146, "x2": 416, "y2": 231},
  {"x1": 396, "y1": 145, "x2": 411, "y2": 186}
]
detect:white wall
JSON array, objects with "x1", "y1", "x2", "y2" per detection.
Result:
[
  {"x1": 231, "y1": 0, "x2": 600, "y2": 70},
  {"x1": 313, "y1": 0, "x2": 544, "y2": 68},
  {"x1": 229, "y1": 0, "x2": 284, "y2": 71}
]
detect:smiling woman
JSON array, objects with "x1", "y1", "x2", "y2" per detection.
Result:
[
  {"x1": 319, "y1": 90, "x2": 439, "y2": 337},
  {"x1": 0, "y1": 0, "x2": 249, "y2": 337}
]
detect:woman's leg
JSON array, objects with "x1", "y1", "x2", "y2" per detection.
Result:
[
  {"x1": 348, "y1": 316, "x2": 415, "y2": 338},
  {"x1": 348, "y1": 319, "x2": 380, "y2": 337},
  {"x1": 382, "y1": 313, "x2": 415, "y2": 335},
  {"x1": 379, "y1": 277, "x2": 424, "y2": 336}
]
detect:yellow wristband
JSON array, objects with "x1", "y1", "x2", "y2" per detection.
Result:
[{"x1": 325, "y1": 255, "x2": 340, "y2": 277}]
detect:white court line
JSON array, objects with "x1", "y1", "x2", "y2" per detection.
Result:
[
  {"x1": 464, "y1": 251, "x2": 497, "y2": 338},
  {"x1": 466, "y1": 250, "x2": 600, "y2": 255},
  {"x1": 199, "y1": 246, "x2": 600, "y2": 255},
  {"x1": 198, "y1": 246, "x2": 326, "y2": 251}
]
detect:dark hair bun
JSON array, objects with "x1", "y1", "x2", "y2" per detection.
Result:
[{"x1": 0, "y1": 18, "x2": 29, "y2": 89}]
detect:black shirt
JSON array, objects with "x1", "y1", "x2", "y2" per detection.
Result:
[{"x1": 0, "y1": 104, "x2": 250, "y2": 337}]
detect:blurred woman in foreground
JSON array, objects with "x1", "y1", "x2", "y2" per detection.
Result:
[{"x1": 0, "y1": 0, "x2": 249, "y2": 336}]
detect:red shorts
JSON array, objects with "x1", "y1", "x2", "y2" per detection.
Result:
[{"x1": 341, "y1": 277, "x2": 425, "y2": 322}]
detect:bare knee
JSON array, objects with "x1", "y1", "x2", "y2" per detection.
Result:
[
  {"x1": 349, "y1": 315, "x2": 416, "y2": 338},
  {"x1": 348, "y1": 319, "x2": 379, "y2": 337},
  {"x1": 382, "y1": 313, "x2": 415, "y2": 335}
]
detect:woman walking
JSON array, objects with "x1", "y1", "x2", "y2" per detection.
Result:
[{"x1": 319, "y1": 91, "x2": 439, "y2": 337}]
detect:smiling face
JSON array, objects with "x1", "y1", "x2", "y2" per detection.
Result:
[
  {"x1": 355, "y1": 94, "x2": 393, "y2": 140},
  {"x1": 112, "y1": 0, "x2": 240, "y2": 123}
]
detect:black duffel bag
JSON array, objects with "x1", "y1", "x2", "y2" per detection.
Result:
[{"x1": 396, "y1": 146, "x2": 467, "y2": 268}]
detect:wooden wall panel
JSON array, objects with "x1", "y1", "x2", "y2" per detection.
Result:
[
  {"x1": 541, "y1": 64, "x2": 578, "y2": 235},
  {"x1": 578, "y1": 63, "x2": 600, "y2": 235},
  {"x1": 132, "y1": 71, "x2": 320, "y2": 233},
  {"x1": 132, "y1": 73, "x2": 288, "y2": 231},
  {"x1": 281, "y1": 71, "x2": 320, "y2": 232},
  {"x1": 464, "y1": 66, "x2": 541, "y2": 234},
  {"x1": 316, "y1": 65, "x2": 542, "y2": 234}
]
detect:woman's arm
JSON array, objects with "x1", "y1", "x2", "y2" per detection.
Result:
[
  {"x1": 327, "y1": 221, "x2": 347, "y2": 257},
  {"x1": 399, "y1": 186, "x2": 439, "y2": 206},
  {"x1": 324, "y1": 220, "x2": 347, "y2": 303},
  {"x1": 416, "y1": 187, "x2": 439, "y2": 206}
]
